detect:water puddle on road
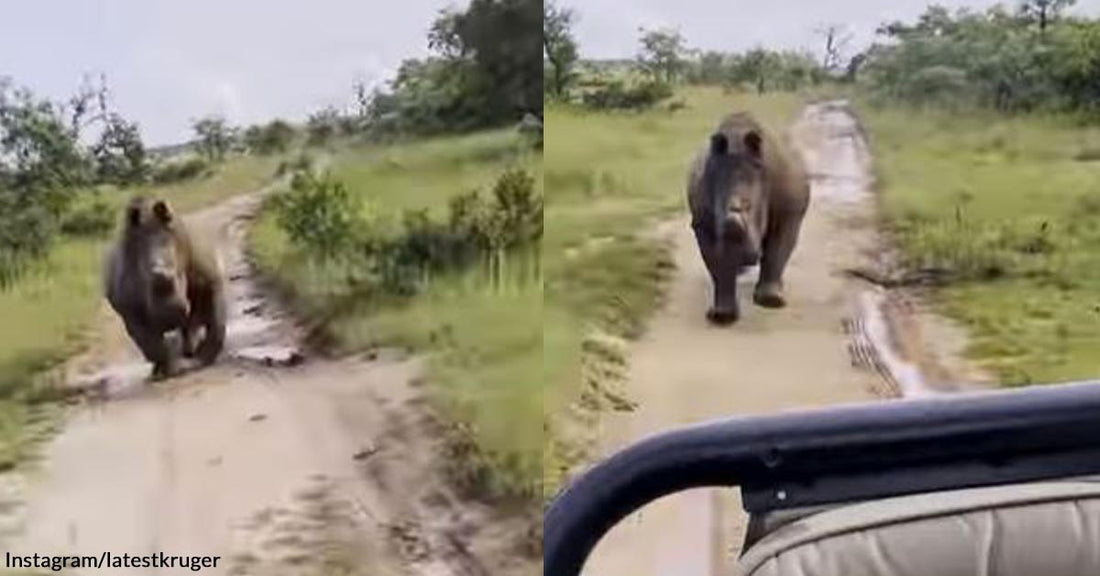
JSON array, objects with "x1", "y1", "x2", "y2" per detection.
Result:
[
  {"x1": 851, "y1": 289, "x2": 941, "y2": 399},
  {"x1": 798, "y1": 101, "x2": 874, "y2": 206},
  {"x1": 799, "y1": 102, "x2": 943, "y2": 400}
]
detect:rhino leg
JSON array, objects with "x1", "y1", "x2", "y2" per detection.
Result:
[
  {"x1": 192, "y1": 286, "x2": 226, "y2": 366},
  {"x1": 692, "y1": 222, "x2": 740, "y2": 324},
  {"x1": 181, "y1": 321, "x2": 198, "y2": 359},
  {"x1": 755, "y1": 211, "x2": 805, "y2": 309},
  {"x1": 121, "y1": 315, "x2": 178, "y2": 380}
]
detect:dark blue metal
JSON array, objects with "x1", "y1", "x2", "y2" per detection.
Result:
[{"x1": 543, "y1": 380, "x2": 1100, "y2": 576}]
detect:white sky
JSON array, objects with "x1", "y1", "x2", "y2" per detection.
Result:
[
  {"x1": 4, "y1": 1, "x2": 1098, "y2": 145},
  {"x1": 0, "y1": 1, "x2": 466, "y2": 146},
  {"x1": 569, "y1": 0, "x2": 1100, "y2": 60}
]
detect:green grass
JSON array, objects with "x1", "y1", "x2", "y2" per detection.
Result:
[
  {"x1": 0, "y1": 155, "x2": 282, "y2": 470},
  {"x1": 543, "y1": 88, "x2": 805, "y2": 497},
  {"x1": 144, "y1": 154, "x2": 283, "y2": 213},
  {"x1": 329, "y1": 129, "x2": 526, "y2": 218},
  {"x1": 250, "y1": 129, "x2": 544, "y2": 502},
  {"x1": 862, "y1": 103, "x2": 1100, "y2": 386}
]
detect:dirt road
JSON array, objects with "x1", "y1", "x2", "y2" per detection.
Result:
[
  {"x1": 0, "y1": 181, "x2": 528, "y2": 575},
  {"x1": 581, "y1": 102, "x2": 914, "y2": 576}
]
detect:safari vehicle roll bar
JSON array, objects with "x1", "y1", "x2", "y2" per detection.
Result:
[{"x1": 543, "y1": 380, "x2": 1100, "y2": 576}]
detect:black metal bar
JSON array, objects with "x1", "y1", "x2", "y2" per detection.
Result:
[{"x1": 543, "y1": 379, "x2": 1100, "y2": 576}]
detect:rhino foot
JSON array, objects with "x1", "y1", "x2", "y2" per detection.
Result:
[
  {"x1": 706, "y1": 307, "x2": 740, "y2": 325},
  {"x1": 753, "y1": 282, "x2": 787, "y2": 309}
]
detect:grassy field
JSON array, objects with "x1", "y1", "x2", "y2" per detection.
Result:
[
  {"x1": 249, "y1": 129, "x2": 543, "y2": 501},
  {"x1": 543, "y1": 88, "x2": 805, "y2": 498},
  {"x1": 0, "y1": 154, "x2": 282, "y2": 470},
  {"x1": 862, "y1": 104, "x2": 1100, "y2": 386}
]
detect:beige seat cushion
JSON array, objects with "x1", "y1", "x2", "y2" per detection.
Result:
[{"x1": 738, "y1": 479, "x2": 1100, "y2": 576}]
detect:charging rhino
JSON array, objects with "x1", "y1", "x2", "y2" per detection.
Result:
[
  {"x1": 104, "y1": 196, "x2": 226, "y2": 378},
  {"x1": 686, "y1": 112, "x2": 810, "y2": 324}
]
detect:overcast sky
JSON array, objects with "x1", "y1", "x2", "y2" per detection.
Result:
[
  {"x1": 572, "y1": 0, "x2": 1100, "y2": 60},
  {"x1": 0, "y1": 1, "x2": 464, "y2": 146}
]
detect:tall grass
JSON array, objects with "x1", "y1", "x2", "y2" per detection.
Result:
[
  {"x1": 543, "y1": 88, "x2": 805, "y2": 497},
  {"x1": 863, "y1": 102, "x2": 1100, "y2": 386},
  {"x1": 249, "y1": 130, "x2": 544, "y2": 502}
]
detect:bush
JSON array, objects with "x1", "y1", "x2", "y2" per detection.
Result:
[
  {"x1": 152, "y1": 157, "x2": 210, "y2": 185},
  {"x1": 518, "y1": 113, "x2": 543, "y2": 150},
  {"x1": 60, "y1": 197, "x2": 115, "y2": 238},
  {"x1": 270, "y1": 167, "x2": 542, "y2": 301},
  {"x1": 0, "y1": 201, "x2": 55, "y2": 290},
  {"x1": 275, "y1": 153, "x2": 313, "y2": 177},
  {"x1": 486, "y1": 168, "x2": 543, "y2": 248},
  {"x1": 306, "y1": 108, "x2": 341, "y2": 147},
  {"x1": 269, "y1": 170, "x2": 364, "y2": 261},
  {"x1": 862, "y1": 6, "x2": 1100, "y2": 114},
  {"x1": 244, "y1": 120, "x2": 296, "y2": 155},
  {"x1": 580, "y1": 79, "x2": 673, "y2": 111}
]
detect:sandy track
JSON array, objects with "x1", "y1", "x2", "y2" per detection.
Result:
[
  {"x1": 581, "y1": 102, "x2": 899, "y2": 576},
  {"x1": 0, "y1": 181, "x2": 530, "y2": 575}
]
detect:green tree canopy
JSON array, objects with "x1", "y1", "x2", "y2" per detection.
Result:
[
  {"x1": 544, "y1": 1, "x2": 580, "y2": 99},
  {"x1": 243, "y1": 119, "x2": 295, "y2": 155},
  {"x1": 636, "y1": 28, "x2": 689, "y2": 84},
  {"x1": 192, "y1": 116, "x2": 236, "y2": 162}
]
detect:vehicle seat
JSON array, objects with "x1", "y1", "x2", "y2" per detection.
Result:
[{"x1": 737, "y1": 477, "x2": 1100, "y2": 576}]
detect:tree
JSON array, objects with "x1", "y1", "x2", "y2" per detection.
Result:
[
  {"x1": 1047, "y1": 19, "x2": 1100, "y2": 111},
  {"x1": 692, "y1": 51, "x2": 728, "y2": 85},
  {"x1": 816, "y1": 24, "x2": 854, "y2": 71},
  {"x1": 1019, "y1": 0, "x2": 1077, "y2": 34},
  {"x1": 243, "y1": 119, "x2": 295, "y2": 155},
  {"x1": 192, "y1": 116, "x2": 235, "y2": 162},
  {"x1": 428, "y1": 9, "x2": 465, "y2": 59},
  {"x1": 451, "y1": 0, "x2": 542, "y2": 117},
  {"x1": 0, "y1": 78, "x2": 94, "y2": 283},
  {"x1": 0, "y1": 80, "x2": 90, "y2": 214},
  {"x1": 636, "y1": 28, "x2": 688, "y2": 84},
  {"x1": 544, "y1": 1, "x2": 579, "y2": 99},
  {"x1": 846, "y1": 51, "x2": 869, "y2": 82},
  {"x1": 860, "y1": 4, "x2": 1087, "y2": 111},
  {"x1": 735, "y1": 48, "x2": 783, "y2": 94},
  {"x1": 92, "y1": 113, "x2": 147, "y2": 185},
  {"x1": 372, "y1": 0, "x2": 541, "y2": 134},
  {"x1": 306, "y1": 107, "x2": 340, "y2": 146}
]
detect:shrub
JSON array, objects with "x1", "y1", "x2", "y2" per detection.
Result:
[
  {"x1": 306, "y1": 108, "x2": 340, "y2": 147},
  {"x1": 244, "y1": 120, "x2": 296, "y2": 155},
  {"x1": 60, "y1": 197, "x2": 115, "y2": 238},
  {"x1": 151, "y1": 157, "x2": 210, "y2": 185},
  {"x1": 518, "y1": 113, "x2": 543, "y2": 150},
  {"x1": 580, "y1": 79, "x2": 673, "y2": 111},
  {"x1": 275, "y1": 153, "x2": 313, "y2": 177},
  {"x1": 486, "y1": 168, "x2": 543, "y2": 248},
  {"x1": 270, "y1": 167, "x2": 542, "y2": 300},
  {"x1": 269, "y1": 170, "x2": 364, "y2": 261}
]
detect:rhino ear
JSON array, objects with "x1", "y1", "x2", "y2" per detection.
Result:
[
  {"x1": 127, "y1": 205, "x2": 142, "y2": 227},
  {"x1": 710, "y1": 133, "x2": 729, "y2": 156},
  {"x1": 152, "y1": 200, "x2": 173, "y2": 225},
  {"x1": 744, "y1": 130, "x2": 763, "y2": 159},
  {"x1": 126, "y1": 197, "x2": 145, "y2": 228}
]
